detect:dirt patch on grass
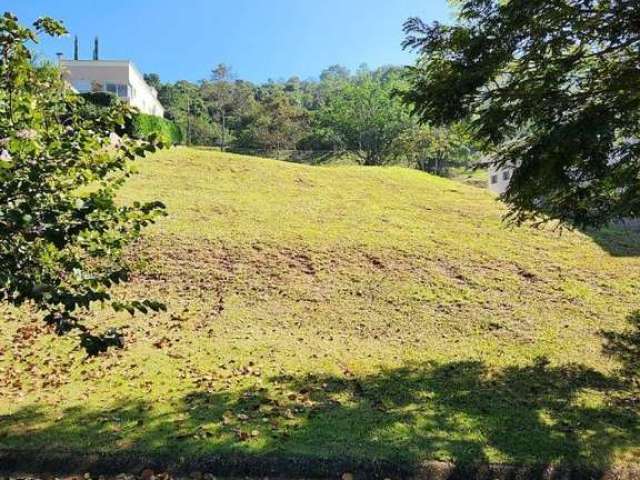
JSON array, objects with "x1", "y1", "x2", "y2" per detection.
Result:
[
  {"x1": 364, "y1": 254, "x2": 386, "y2": 270},
  {"x1": 130, "y1": 235, "x2": 559, "y2": 295},
  {"x1": 280, "y1": 249, "x2": 317, "y2": 276},
  {"x1": 2, "y1": 232, "x2": 639, "y2": 471},
  {"x1": 118, "y1": 233, "x2": 629, "y2": 350}
]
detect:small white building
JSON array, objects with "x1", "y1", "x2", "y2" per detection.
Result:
[
  {"x1": 60, "y1": 59, "x2": 164, "y2": 117},
  {"x1": 488, "y1": 162, "x2": 514, "y2": 194}
]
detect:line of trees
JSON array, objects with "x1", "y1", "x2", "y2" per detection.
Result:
[{"x1": 144, "y1": 64, "x2": 479, "y2": 173}]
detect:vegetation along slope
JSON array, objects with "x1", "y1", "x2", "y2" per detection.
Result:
[{"x1": 1, "y1": 147, "x2": 639, "y2": 469}]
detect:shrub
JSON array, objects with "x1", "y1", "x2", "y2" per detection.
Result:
[
  {"x1": 0, "y1": 13, "x2": 167, "y2": 354},
  {"x1": 77, "y1": 92, "x2": 127, "y2": 134},
  {"x1": 129, "y1": 113, "x2": 182, "y2": 146},
  {"x1": 79, "y1": 94, "x2": 181, "y2": 145},
  {"x1": 80, "y1": 91, "x2": 120, "y2": 107}
]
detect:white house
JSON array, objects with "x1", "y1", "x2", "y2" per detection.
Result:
[
  {"x1": 488, "y1": 162, "x2": 514, "y2": 194},
  {"x1": 60, "y1": 59, "x2": 164, "y2": 117}
]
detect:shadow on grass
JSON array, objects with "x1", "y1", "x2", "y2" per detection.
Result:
[
  {"x1": 585, "y1": 224, "x2": 640, "y2": 257},
  {"x1": 2, "y1": 346, "x2": 639, "y2": 477},
  {"x1": 602, "y1": 310, "x2": 640, "y2": 401}
]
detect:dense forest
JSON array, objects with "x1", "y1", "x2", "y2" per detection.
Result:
[{"x1": 144, "y1": 64, "x2": 479, "y2": 173}]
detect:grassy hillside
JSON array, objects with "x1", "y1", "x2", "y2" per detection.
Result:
[{"x1": 1, "y1": 147, "x2": 639, "y2": 470}]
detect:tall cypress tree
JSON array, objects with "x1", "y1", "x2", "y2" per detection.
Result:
[{"x1": 93, "y1": 36, "x2": 99, "y2": 60}]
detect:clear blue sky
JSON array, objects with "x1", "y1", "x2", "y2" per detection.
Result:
[{"x1": 4, "y1": 0, "x2": 453, "y2": 83}]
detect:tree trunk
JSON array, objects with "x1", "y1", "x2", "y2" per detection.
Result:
[
  {"x1": 186, "y1": 96, "x2": 191, "y2": 146},
  {"x1": 220, "y1": 110, "x2": 226, "y2": 152}
]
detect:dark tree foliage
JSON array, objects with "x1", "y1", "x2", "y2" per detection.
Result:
[
  {"x1": 0, "y1": 13, "x2": 166, "y2": 353},
  {"x1": 315, "y1": 69, "x2": 413, "y2": 165},
  {"x1": 403, "y1": 0, "x2": 640, "y2": 228},
  {"x1": 143, "y1": 73, "x2": 161, "y2": 89}
]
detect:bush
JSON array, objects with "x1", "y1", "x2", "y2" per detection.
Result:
[
  {"x1": 79, "y1": 94, "x2": 180, "y2": 145},
  {"x1": 129, "y1": 113, "x2": 182, "y2": 146},
  {"x1": 77, "y1": 93, "x2": 128, "y2": 135},
  {"x1": 0, "y1": 13, "x2": 166, "y2": 353},
  {"x1": 80, "y1": 91, "x2": 120, "y2": 107}
]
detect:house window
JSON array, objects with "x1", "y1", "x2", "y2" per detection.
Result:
[
  {"x1": 491, "y1": 174, "x2": 498, "y2": 184},
  {"x1": 105, "y1": 83, "x2": 129, "y2": 98},
  {"x1": 73, "y1": 80, "x2": 91, "y2": 93},
  {"x1": 502, "y1": 170, "x2": 511, "y2": 181}
]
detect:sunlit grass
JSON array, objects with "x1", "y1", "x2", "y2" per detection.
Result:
[{"x1": 1, "y1": 147, "x2": 639, "y2": 469}]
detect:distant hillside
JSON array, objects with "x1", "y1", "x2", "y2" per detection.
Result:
[{"x1": 1, "y1": 147, "x2": 639, "y2": 471}]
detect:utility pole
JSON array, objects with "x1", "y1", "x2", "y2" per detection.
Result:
[{"x1": 186, "y1": 94, "x2": 191, "y2": 146}]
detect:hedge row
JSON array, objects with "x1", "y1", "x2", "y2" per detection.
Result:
[
  {"x1": 80, "y1": 92, "x2": 120, "y2": 108},
  {"x1": 128, "y1": 113, "x2": 182, "y2": 146},
  {"x1": 79, "y1": 93, "x2": 182, "y2": 146}
]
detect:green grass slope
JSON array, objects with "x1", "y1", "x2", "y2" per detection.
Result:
[{"x1": 1, "y1": 147, "x2": 639, "y2": 470}]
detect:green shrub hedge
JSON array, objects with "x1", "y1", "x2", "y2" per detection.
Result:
[
  {"x1": 80, "y1": 92, "x2": 120, "y2": 108},
  {"x1": 78, "y1": 92, "x2": 123, "y2": 127},
  {"x1": 79, "y1": 92, "x2": 181, "y2": 146},
  {"x1": 128, "y1": 113, "x2": 182, "y2": 146}
]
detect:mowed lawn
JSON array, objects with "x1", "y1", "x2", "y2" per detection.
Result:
[{"x1": 1, "y1": 147, "x2": 640, "y2": 470}]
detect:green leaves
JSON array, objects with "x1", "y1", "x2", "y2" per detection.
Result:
[
  {"x1": 112, "y1": 300, "x2": 167, "y2": 316},
  {"x1": 127, "y1": 113, "x2": 182, "y2": 146},
  {"x1": 32, "y1": 16, "x2": 67, "y2": 36},
  {"x1": 315, "y1": 69, "x2": 413, "y2": 165},
  {"x1": 402, "y1": 0, "x2": 640, "y2": 228},
  {"x1": 0, "y1": 12, "x2": 167, "y2": 355}
]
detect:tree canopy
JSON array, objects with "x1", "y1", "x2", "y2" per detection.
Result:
[
  {"x1": 315, "y1": 68, "x2": 413, "y2": 165},
  {"x1": 403, "y1": 0, "x2": 640, "y2": 228}
]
